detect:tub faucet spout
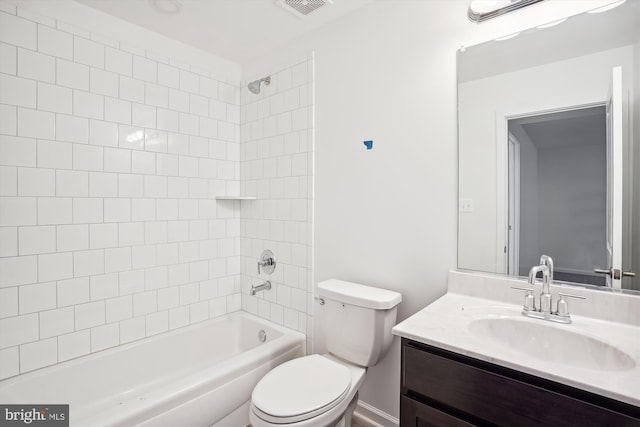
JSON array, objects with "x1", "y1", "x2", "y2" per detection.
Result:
[{"x1": 250, "y1": 281, "x2": 272, "y2": 296}]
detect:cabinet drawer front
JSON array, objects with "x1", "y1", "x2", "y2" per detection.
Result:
[
  {"x1": 403, "y1": 343, "x2": 640, "y2": 427},
  {"x1": 401, "y1": 396, "x2": 476, "y2": 427}
]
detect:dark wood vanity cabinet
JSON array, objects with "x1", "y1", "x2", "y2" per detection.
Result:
[{"x1": 400, "y1": 338, "x2": 640, "y2": 427}]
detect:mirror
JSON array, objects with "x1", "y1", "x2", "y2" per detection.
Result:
[{"x1": 457, "y1": 0, "x2": 640, "y2": 291}]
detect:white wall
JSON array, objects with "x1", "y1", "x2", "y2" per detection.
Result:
[
  {"x1": 0, "y1": 0, "x2": 243, "y2": 379},
  {"x1": 537, "y1": 144, "x2": 606, "y2": 274},
  {"x1": 459, "y1": 46, "x2": 634, "y2": 275},
  {"x1": 244, "y1": 0, "x2": 615, "y2": 422}
]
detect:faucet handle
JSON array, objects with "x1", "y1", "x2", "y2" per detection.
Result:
[
  {"x1": 511, "y1": 286, "x2": 536, "y2": 311},
  {"x1": 558, "y1": 293, "x2": 586, "y2": 299},
  {"x1": 556, "y1": 293, "x2": 586, "y2": 317},
  {"x1": 257, "y1": 249, "x2": 276, "y2": 275}
]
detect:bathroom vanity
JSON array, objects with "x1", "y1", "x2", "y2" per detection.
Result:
[
  {"x1": 393, "y1": 271, "x2": 640, "y2": 427},
  {"x1": 400, "y1": 339, "x2": 639, "y2": 426}
]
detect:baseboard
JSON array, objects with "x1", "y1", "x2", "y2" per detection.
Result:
[{"x1": 353, "y1": 401, "x2": 398, "y2": 427}]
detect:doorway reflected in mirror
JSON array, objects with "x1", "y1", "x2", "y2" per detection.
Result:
[{"x1": 507, "y1": 106, "x2": 606, "y2": 286}]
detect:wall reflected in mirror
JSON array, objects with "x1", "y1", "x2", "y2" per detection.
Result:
[{"x1": 457, "y1": 0, "x2": 640, "y2": 291}]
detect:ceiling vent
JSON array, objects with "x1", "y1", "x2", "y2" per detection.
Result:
[{"x1": 276, "y1": 0, "x2": 333, "y2": 18}]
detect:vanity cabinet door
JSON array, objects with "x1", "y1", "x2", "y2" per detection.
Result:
[
  {"x1": 401, "y1": 339, "x2": 640, "y2": 427},
  {"x1": 400, "y1": 396, "x2": 475, "y2": 427}
]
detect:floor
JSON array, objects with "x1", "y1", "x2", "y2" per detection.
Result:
[
  {"x1": 352, "y1": 419, "x2": 375, "y2": 427},
  {"x1": 247, "y1": 412, "x2": 379, "y2": 427},
  {"x1": 249, "y1": 420, "x2": 375, "y2": 427},
  {"x1": 352, "y1": 413, "x2": 379, "y2": 427}
]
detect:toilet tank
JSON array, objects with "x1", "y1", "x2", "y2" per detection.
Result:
[{"x1": 317, "y1": 280, "x2": 402, "y2": 367}]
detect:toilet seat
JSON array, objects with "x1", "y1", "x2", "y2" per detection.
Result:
[{"x1": 251, "y1": 354, "x2": 351, "y2": 424}]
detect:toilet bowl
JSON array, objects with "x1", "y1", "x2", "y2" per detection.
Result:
[
  {"x1": 249, "y1": 280, "x2": 402, "y2": 427},
  {"x1": 250, "y1": 354, "x2": 365, "y2": 427}
]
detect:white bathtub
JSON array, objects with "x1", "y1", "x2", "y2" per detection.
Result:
[{"x1": 0, "y1": 311, "x2": 306, "y2": 427}]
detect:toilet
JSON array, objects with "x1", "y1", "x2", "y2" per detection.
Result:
[{"x1": 249, "y1": 279, "x2": 402, "y2": 427}]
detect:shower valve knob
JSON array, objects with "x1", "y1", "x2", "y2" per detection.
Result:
[{"x1": 257, "y1": 249, "x2": 276, "y2": 275}]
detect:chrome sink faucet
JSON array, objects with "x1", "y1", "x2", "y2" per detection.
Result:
[
  {"x1": 514, "y1": 255, "x2": 585, "y2": 324},
  {"x1": 527, "y1": 264, "x2": 550, "y2": 313},
  {"x1": 534, "y1": 254, "x2": 554, "y2": 313},
  {"x1": 539, "y1": 254, "x2": 554, "y2": 282}
]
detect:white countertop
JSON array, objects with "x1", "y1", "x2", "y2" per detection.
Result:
[{"x1": 393, "y1": 290, "x2": 640, "y2": 407}]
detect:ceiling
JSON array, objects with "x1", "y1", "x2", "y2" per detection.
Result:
[
  {"x1": 511, "y1": 107, "x2": 606, "y2": 150},
  {"x1": 73, "y1": 0, "x2": 373, "y2": 65}
]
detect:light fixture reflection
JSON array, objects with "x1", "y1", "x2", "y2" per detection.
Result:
[
  {"x1": 468, "y1": 0, "x2": 545, "y2": 22},
  {"x1": 126, "y1": 130, "x2": 145, "y2": 144},
  {"x1": 470, "y1": 0, "x2": 513, "y2": 15}
]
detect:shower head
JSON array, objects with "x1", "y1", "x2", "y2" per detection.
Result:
[{"x1": 247, "y1": 76, "x2": 271, "y2": 94}]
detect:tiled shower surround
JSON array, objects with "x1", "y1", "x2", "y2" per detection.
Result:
[
  {"x1": 0, "y1": 4, "x2": 314, "y2": 379},
  {"x1": 239, "y1": 57, "x2": 314, "y2": 346}
]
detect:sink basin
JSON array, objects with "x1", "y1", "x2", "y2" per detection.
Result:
[{"x1": 468, "y1": 317, "x2": 636, "y2": 371}]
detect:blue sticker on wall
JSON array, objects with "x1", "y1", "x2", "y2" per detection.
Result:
[{"x1": 363, "y1": 140, "x2": 373, "y2": 150}]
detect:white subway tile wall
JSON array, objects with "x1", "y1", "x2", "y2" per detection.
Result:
[
  {"x1": 0, "y1": 5, "x2": 253, "y2": 378},
  {"x1": 239, "y1": 55, "x2": 314, "y2": 349}
]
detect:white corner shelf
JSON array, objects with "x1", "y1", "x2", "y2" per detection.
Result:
[{"x1": 215, "y1": 196, "x2": 257, "y2": 200}]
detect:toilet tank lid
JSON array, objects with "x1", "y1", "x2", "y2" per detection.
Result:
[{"x1": 317, "y1": 279, "x2": 402, "y2": 309}]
